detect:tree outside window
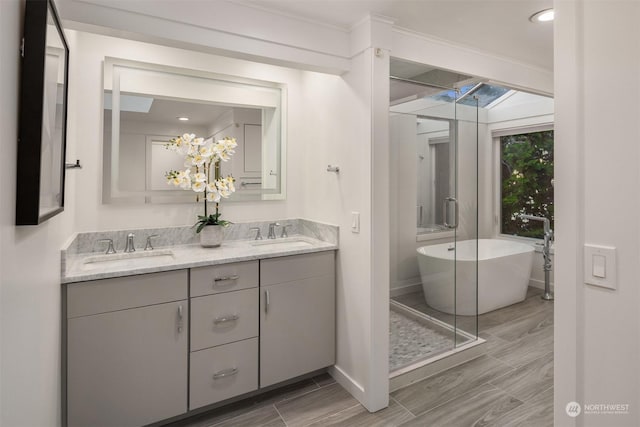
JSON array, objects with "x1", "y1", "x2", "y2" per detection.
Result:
[{"x1": 500, "y1": 130, "x2": 554, "y2": 239}]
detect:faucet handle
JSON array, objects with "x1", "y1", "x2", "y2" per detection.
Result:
[
  {"x1": 145, "y1": 234, "x2": 159, "y2": 251},
  {"x1": 96, "y1": 238, "x2": 116, "y2": 254},
  {"x1": 280, "y1": 224, "x2": 292, "y2": 238},
  {"x1": 249, "y1": 227, "x2": 263, "y2": 240},
  {"x1": 268, "y1": 222, "x2": 280, "y2": 239},
  {"x1": 125, "y1": 233, "x2": 136, "y2": 253}
]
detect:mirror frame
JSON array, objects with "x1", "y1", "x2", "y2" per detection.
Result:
[
  {"x1": 102, "y1": 57, "x2": 287, "y2": 204},
  {"x1": 16, "y1": 0, "x2": 69, "y2": 225}
]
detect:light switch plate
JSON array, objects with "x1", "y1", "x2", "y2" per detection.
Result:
[
  {"x1": 584, "y1": 244, "x2": 616, "y2": 290},
  {"x1": 351, "y1": 212, "x2": 360, "y2": 233}
]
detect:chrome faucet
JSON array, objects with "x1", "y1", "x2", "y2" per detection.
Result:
[
  {"x1": 249, "y1": 227, "x2": 263, "y2": 240},
  {"x1": 281, "y1": 224, "x2": 292, "y2": 238},
  {"x1": 521, "y1": 214, "x2": 553, "y2": 300},
  {"x1": 96, "y1": 238, "x2": 116, "y2": 254},
  {"x1": 267, "y1": 222, "x2": 280, "y2": 239},
  {"x1": 124, "y1": 233, "x2": 136, "y2": 253},
  {"x1": 144, "y1": 234, "x2": 158, "y2": 251}
]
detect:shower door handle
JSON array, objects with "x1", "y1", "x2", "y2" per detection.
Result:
[{"x1": 443, "y1": 197, "x2": 458, "y2": 229}]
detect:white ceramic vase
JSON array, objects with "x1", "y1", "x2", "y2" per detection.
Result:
[{"x1": 199, "y1": 225, "x2": 224, "y2": 248}]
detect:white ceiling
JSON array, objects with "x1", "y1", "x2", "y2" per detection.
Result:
[{"x1": 236, "y1": 0, "x2": 554, "y2": 70}]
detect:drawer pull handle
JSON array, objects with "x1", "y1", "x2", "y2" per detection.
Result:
[
  {"x1": 177, "y1": 305, "x2": 184, "y2": 333},
  {"x1": 213, "y1": 275, "x2": 240, "y2": 285},
  {"x1": 265, "y1": 290, "x2": 270, "y2": 313},
  {"x1": 213, "y1": 367, "x2": 238, "y2": 380},
  {"x1": 213, "y1": 314, "x2": 239, "y2": 324}
]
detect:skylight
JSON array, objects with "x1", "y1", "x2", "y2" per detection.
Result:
[
  {"x1": 430, "y1": 83, "x2": 510, "y2": 108},
  {"x1": 104, "y1": 93, "x2": 154, "y2": 113}
]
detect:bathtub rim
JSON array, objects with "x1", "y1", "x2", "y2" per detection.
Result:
[{"x1": 416, "y1": 238, "x2": 535, "y2": 262}]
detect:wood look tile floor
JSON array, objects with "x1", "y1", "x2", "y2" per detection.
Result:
[{"x1": 169, "y1": 287, "x2": 553, "y2": 427}]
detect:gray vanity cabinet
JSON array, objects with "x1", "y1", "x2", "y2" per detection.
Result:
[
  {"x1": 259, "y1": 252, "x2": 336, "y2": 387},
  {"x1": 64, "y1": 251, "x2": 336, "y2": 426},
  {"x1": 65, "y1": 270, "x2": 188, "y2": 427}
]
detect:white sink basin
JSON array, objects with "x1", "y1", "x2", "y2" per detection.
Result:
[
  {"x1": 250, "y1": 237, "x2": 314, "y2": 249},
  {"x1": 82, "y1": 249, "x2": 175, "y2": 270}
]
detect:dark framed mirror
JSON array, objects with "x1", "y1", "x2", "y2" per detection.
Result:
[{"x1": 16, "y1": 0, "x2": 69, "y2": 225}]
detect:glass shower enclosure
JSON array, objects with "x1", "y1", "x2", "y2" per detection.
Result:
[{"x1": 389, "y1": 67, "x2": 479, "y2": 371}]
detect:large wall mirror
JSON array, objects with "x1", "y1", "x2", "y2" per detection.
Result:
[{"x1": 102, "y1": 58, "x2": 286, "y2": 204}]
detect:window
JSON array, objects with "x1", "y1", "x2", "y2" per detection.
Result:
[{"x1": 500, "y1": 129, "x2": 554, "y2": 239}]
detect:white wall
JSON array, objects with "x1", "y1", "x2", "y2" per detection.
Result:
[
  {"x1": 555, "y1": 1, "x2": 640, "y2": 425},
  {"x1": 390, "y1": 114, "x2": 420, "y2": 290},
  {"x1": 0, "y1": 1, "x2": 74, "y2": 425}
]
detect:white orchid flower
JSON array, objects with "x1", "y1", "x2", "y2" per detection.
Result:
[
  {"x1": 187, "y1": 144, "x2": 198, "y2": 156},
  {"x1": 182, "y1": 133, "x2": 195, "y2": 143},
  {"x1": 192, "y1": 137, "x2": 205, "y2": 146},
  {"x1": 191, "y1": 181, "x2": 206, "y2": 192},
  {"x1": 225, "y1": 176, "x2": 235, "y2": 193},
  {"x1": 179, "y1": 175, "x2": 191, "y2": 189},
  {"x1": 191, "y1": 154, "x2": 206, "y2": 166},
  {"x1": 199, "y1": 145, "x2": 213, "y2": 158},
  {"x1": 224, "y1": 137, "x2": 237, "y2": 151},
  {"x1": 206, "y1": 188, "x2": 221, "y2": 202},
  {"x1": 216, "y1": 180, "x2": 231, "y2": 198},
  {"x1": 192, "y1": 172, "x2": 207, "y2": 183}
]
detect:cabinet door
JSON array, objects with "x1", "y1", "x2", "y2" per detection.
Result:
[
  {"x1": 260, "y1": 276, "x2": 335, "y2": 387},
  {"x1": 67, "y1": 301, "x2": 188, "y2": 427}
]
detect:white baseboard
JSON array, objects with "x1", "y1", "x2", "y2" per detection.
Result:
[
  {"x1": 390, "y1": 279, "x2": 422, "y2": 297},
  {"x1": 328, "y1": 365, "x2": 367, "y2": 407},
  {"x1": 529, "y1": 278, "x2": 554, "y2": 291}
]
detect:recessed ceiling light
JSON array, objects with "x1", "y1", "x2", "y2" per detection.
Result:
[
  {"x1": 177, "y1": 116, "x2": 189, "y2": 121},
  {"x1": 530, "y1": 8, "x2": 554, "y2": 23}
]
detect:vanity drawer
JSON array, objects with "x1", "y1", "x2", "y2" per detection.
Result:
[
  {"x1": 189, "y1": 338, "x2": 258, "y2": 410},
  {"x1": 260, "y1": 251, "x2": 335, "y2": 286},
  {"x1": 190, "y1": 288, "x2": 258, "y2": 351},
  {"x1": 191, "y1": 261, "x2": 258, "y2": 297},
  {"x1": 66, "y1": 270, "x2": 188, "y2": 318}
]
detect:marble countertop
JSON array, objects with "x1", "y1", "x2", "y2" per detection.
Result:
[{"x1": 62, "y1": 235, "x2": 337, "y2": 284}]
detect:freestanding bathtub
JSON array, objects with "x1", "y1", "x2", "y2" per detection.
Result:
[{"x1": 417, "y1": 239, "x2": 535, "y2": 315}]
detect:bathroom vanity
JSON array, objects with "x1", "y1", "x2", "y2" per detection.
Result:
[{"x1": 61, "y1": 221, "x2": 337, "y2": 427}]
